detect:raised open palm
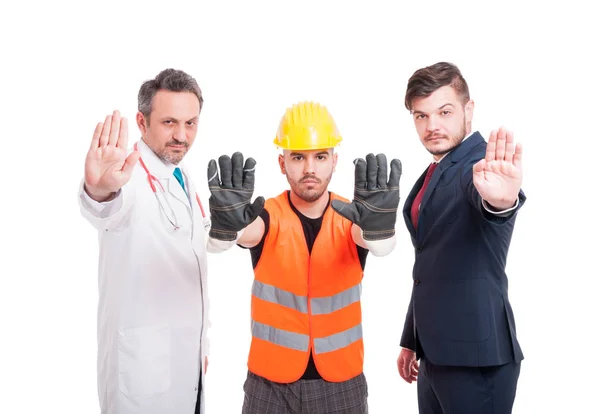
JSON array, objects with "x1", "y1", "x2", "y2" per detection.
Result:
[
  {"x1": 473, "y1": 127, "x2": 523, "y2": 210},
  {"x1": 84, "y1": 110, "x2": 140, "y2": 201}
]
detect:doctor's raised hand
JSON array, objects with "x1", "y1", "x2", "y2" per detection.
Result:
[
  {"x1": 207, "y1": 152, "x2": 265, "y2": 241},
  {"x1": 473, "y1": 127, "x2": 523, "y2": 211},
  {"x1": 84, "y1": 110, "x2": 141, "y2": 202}
]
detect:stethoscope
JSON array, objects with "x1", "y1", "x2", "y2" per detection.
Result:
[{"x1": 134, "y1": 142, "x2": 210, "y2": 231}]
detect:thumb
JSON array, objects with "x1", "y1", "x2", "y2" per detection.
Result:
[
  {"x1": 207, "y1": 159, "x2": 221, "y2": 186},
  {"x1": 331, "y1": 199, "x2": 361, "y2": 224},
  {"x1": 473, "y1": 159, "x2": 486, "y2": 174},
  {"x1": 121, "y1": 151, "x2": 140, "y2": 178},
  {"x1": 244, "y1": 196, "x2": 265, "y2": 222}
]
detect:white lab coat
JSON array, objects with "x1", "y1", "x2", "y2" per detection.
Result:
[{"x1": 79, "y1": 139, "x2": 210, "y2": 414}]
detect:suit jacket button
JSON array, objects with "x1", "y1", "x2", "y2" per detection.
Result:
[
  {"x1": 414, "y1": 279, "x2": 420, "y2": 286},
  {"x1": 417, "y1": 247, "x2": 423, "y2": 253}
]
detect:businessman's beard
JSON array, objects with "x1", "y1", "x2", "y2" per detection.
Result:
[{"x1": 425, "y1": 118, "x2": 467, "y2": 157}]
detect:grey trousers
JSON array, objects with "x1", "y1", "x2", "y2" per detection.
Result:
[{"x1": 242, "y1": 371, "x2": 368, "y2": 414}]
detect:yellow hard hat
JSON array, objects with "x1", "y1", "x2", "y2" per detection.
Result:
[{"x1": 274, "y1": 101, "x2": 342, "y2": 150}]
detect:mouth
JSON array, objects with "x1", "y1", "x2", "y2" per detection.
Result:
[{"x1": 168, "y1": 144, "x2": 187, "y2": 150}]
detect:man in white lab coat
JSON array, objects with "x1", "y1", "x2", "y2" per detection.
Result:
[{"x1": 78, "y1": 69, "x2": 210, "y2": 414}]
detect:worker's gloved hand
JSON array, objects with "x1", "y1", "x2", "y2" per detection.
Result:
[
  {"x1": 331, "y1": 153, "x2": 402, "y2": 241},
  {"x1": 207, "y1": 152, "x2": 265, "y2": 241}
]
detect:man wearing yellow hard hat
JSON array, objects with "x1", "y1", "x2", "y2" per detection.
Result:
[{"x1": 206, "y1": 101, "x2": 402, "y2": 413}]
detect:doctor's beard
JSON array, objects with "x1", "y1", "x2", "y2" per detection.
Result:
[{"x1": 158, "y1": 140, "x2": 189, "y2": 165}]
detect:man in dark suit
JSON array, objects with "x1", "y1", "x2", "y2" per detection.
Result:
[{"x1": 396, "y1": 62, "x2": 525, "y2": 414}]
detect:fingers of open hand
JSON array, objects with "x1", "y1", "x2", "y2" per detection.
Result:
[
  {"x1": 495, "y1": 127, "x2": 507, "y2": 161},
  {"x1": 353, "y1": 158, "x2": 367, "y2": 190},
  {"x1": 117, "y1": 116, "x2": 129, "y2": 149},
  {"x1": 388, "y1": 158, "x2": 402, "y2": 187},
  {"x1": 366, "y1": 153, "x2": 378, "y2": 190},
  {"x1": 90, "y1": 122, "x2": 104, "y2": 151},
  {"x1": 513, "y1": 142, "x2": 523, "y2": 170},
  {"x1": 485, "y1": 129, "x2": 497, "y2": 162},
  {"x1": 376, "y1": 153, "x2": 388, "y2": 188},
  {"x1": 108, "y1": 110, "x2": 121, "y2": 146},
  {"x1": 503, "y1": 129, "x2": 515, "y2": 164},
  {"x1": 231, "y1": 152, "x2": 244, "y2": 188},
  {"x1": 218, "y1": 155, "x2": 233, "y2": 188},
  {"x1": 99, "y1": 114, "x2": 112, "y2": 147},
  {"x1": 242, "y1": 157, "x2": 257, "y2": 189}
]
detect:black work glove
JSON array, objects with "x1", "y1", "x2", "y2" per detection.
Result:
[
  {"x1": 207, "y1": 152, "x2": 265, "y2": 241},
  {"x1": 331, "y1": 153, "x2": 402, "y2": 241}
]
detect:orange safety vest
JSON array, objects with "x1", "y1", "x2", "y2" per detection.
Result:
[{"x1": 248, "y1": 191, "x2": 364, "y2": 383}]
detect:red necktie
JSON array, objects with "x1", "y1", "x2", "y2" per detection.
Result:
[{"x1": 411, "y1": 163, "x2": 438, "y2": 229}]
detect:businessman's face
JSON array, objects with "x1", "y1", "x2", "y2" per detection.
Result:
[
  {"x1": 279, "y1": 149, "x2": 338, "y2": 202},
  {"x1": 137, "y1": 90, "x2": 201, "y2": 165},
  {"x1": 410, "y1": 86, "x2": 474, "y2": 160}
]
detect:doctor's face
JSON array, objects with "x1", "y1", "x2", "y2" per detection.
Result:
[
  {"x1": 278, "y1": 149, "x2": 337, "y2": 202},
  {"x1": 136, "y1": 90, "x2": 201, "y2": 165},
  {"x1": 410, "y1": 85, "x2": 474, "y2": 161}
]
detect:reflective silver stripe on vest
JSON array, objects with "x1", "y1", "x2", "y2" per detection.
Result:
[
  {"x1": 252, "y1": 321, "x2": 310, "y2": 352},
  {"x1": 252, "y1": 280, "x2": 309, "y2": 313},
  {"x1": 313, "y1": 323, "x2": 363, "y2": 354},
  {"x1": 310, "y1": 283, "x2": 362, "y2": 315}
]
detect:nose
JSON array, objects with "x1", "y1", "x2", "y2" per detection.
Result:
[
  {"x1": 304, "y1": 158, "x2": 316, "y2": 175},
  {"x1": 426, "y1": 115, "x2": 440, "y2": 133},
  {"x1": 173, "y1": 124, "x2": 187, "y2": 142}
]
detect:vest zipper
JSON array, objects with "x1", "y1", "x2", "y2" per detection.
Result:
[{"x1": 307, "y1": 254, "x2": 313, "y2": 368}]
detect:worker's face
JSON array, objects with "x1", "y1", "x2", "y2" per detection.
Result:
[
  {"x1": 136, "y1": 90, "x2": 201, "y2": 165},
  {"x1": 279, "y1": 149, "x2": 337, "y2": 202},
  {"x1": 410, "y1": 85, "x2": 474, "y2": 160}
]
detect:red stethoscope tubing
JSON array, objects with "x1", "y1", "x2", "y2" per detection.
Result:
[{"x1": 133, "y1": 142, "x2": 207, "y2": 218}]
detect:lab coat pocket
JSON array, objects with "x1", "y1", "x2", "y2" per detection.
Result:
[{"x1": 118, "y1": 324, "x2": 171, "y2": 398}]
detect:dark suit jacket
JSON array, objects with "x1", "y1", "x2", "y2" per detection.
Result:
[{"x1": 400, "y1": 131, "x2": 525, "y2": 367}]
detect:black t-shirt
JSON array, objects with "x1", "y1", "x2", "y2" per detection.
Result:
[{"x1": 245, "y1": 191, "x2": 368, "y2": 380}]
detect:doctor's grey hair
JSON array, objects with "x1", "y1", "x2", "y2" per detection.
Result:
[{"x1": 138, "y1": 69, "x2": 204, "y2": 122}]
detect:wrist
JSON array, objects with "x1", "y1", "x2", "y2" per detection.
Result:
[
  {"x1": 362, "y1": 228, "x2": 395, "y2": 241},
  {"x1": 485, "y1": 198, "x2": 517, "y2": 211},
  {"x1": 84, "y1": 184, "x2": 115, "y2": 202},
  {"x1": 208, "y1": 226, "x2": 239, "y2": 242}
]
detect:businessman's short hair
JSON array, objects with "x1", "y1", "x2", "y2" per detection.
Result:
[{"x1": 404, "y1": 62, "x2": 470, "y2": 111}]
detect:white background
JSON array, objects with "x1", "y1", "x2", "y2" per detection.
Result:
[{"x1": 1, "y1": 0, "x2": 598, "y2": 413}]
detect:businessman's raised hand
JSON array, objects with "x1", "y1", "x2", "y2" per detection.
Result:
[
  {"x1": 473, "y1": 127, "x2": 523, "y2": 210},
  {"x1": 84, "y1": 110, "x2": 140, "y2": 202},
  {"x1": 331, "y1": 153, "x2": 402, "y2": 240},
  {"x1": 207, "y1": 152, "x2": 265, "y2": 241}
]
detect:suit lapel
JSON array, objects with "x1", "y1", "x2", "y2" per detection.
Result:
[
  {"x1": 409, "y1": 131, "x2": 486, "y2": 243},
  {"x1": 403, "y1": 167, "x2": 428, "y2": 239}
]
